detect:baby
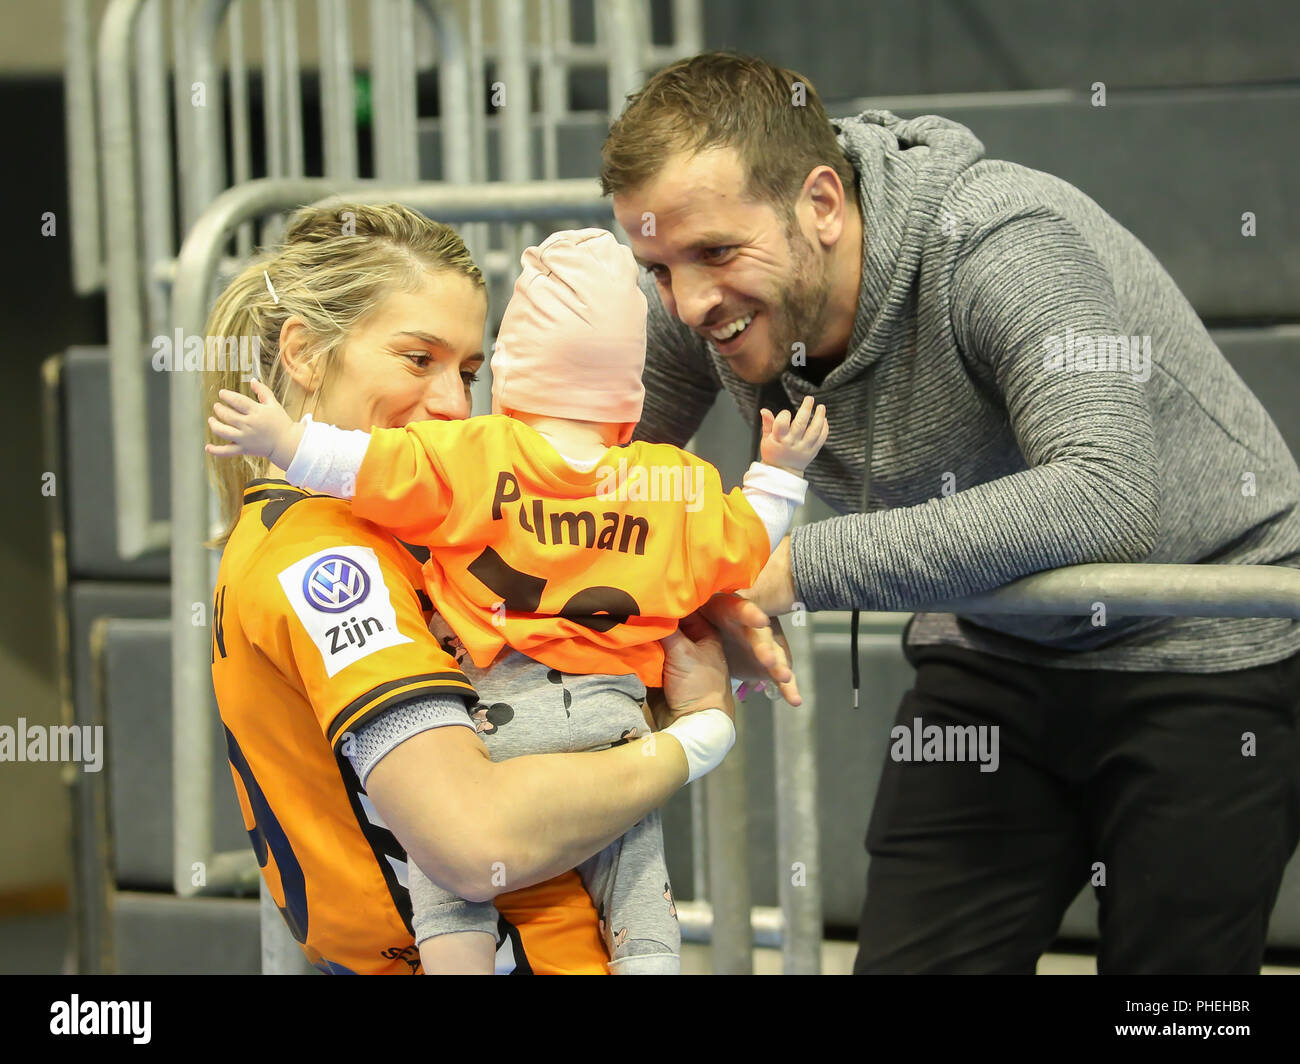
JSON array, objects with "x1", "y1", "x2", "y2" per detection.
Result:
[{"x1": 208, "y1": 228, "x2": 828, "y2": 974}]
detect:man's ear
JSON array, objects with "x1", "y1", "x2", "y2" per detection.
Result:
[
  {"x1": 277, "y1": 317, "x2": 320, "y2": 392},
  {"x1": 802, "y1": 165, "x2": 848, "y2": 249}
]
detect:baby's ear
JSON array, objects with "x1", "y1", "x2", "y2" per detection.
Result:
[{"x1": 615, "y1": 422, "x2": 637, "y2": 446}]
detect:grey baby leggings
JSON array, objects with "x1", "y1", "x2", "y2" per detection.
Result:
[{"x1": 407, "y1": 617, "x2": 681, "y2": 974}]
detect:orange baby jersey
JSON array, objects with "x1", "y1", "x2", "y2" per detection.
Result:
[
  {"x1": 351, "y1": 415, "x2": 772, "y2": 686},
  {"x1": 211, "y1": 479, "x2": 609, "y2": 974}
]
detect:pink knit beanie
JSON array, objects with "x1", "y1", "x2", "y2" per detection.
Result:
[{"x1": 491, "y1": 228, "x2": 647, "y2": 426}]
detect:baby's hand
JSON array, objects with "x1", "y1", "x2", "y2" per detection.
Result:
[
  {"x1": 759, "y1": 395, "x2": 829, "y2": 475},
  {"x1": 205, "y1": 378, "x2": 303, "y2": 470}
]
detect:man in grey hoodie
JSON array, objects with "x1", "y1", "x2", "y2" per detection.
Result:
[{"x1": 603, "y1": 52, "x2": 1300, "y2": 973}]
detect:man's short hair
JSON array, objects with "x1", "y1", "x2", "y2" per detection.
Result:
[{"x1": 599, "y1": 51, "x2": 857, "y2": 218}]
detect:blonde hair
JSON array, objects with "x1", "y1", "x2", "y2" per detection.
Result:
[{"x1": 202, "y1": 203, "x2": 484, "y2": 548}]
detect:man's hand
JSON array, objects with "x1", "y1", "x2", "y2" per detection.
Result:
[
  {"x1": 738, "y1": 535, "x2": 797, "y2": 618},
  {"x1": 206, "y1": 378, "x2": 304, "y2": 471},
  {"x1": 697, "y1": 592, "x2": 801, "y2": 707}
]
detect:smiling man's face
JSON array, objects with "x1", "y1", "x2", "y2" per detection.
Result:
[{"x1": 613, "y1": 146, "x2": 837, "y2": 386}]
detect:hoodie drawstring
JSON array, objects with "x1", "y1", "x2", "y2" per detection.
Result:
[
  {"x1": 852, "y1": 364, "x2": 878, "y2": 709},
  {"x1": 750, "y1": 370, "x2": 877, "y2": 710}
]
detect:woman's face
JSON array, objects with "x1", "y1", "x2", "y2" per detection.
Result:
[{"x1": 312, "y1": 269, "x2": 488, "y2": 431}]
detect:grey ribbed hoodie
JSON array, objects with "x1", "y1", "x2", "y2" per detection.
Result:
[{"x1": 632, "y1": 109, "x2": 1300, "y2": 673}]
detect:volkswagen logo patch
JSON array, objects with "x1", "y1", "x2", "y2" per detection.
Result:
[{"x1": 302, "y1": 554, "x2": 371, "y2": 613}]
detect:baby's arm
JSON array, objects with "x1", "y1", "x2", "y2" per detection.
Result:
[
  {"x1": 206, "y1": 379, "x2": 369, "y2": 499},
  {"x1": 206, "y1": 382, "x2": 463, "y2": 543},
  {"x1": 206, "y1": 379, "x2": 308, "y2": 472},
  {"x1": 746, "y1": 395, "x2": 829, "y2": 551}
]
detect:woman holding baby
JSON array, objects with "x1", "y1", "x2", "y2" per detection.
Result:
[{"x1": 202, "y1": 204, "x2": 800, "y2": 974}]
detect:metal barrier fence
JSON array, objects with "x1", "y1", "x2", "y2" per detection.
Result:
[{"x1": 68, "y1": 0, "x2": 702, "y2": 559}]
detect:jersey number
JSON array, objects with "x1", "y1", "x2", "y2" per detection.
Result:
[{"x1": 467, "y1": 545, "x2": 641, "y2": 633}]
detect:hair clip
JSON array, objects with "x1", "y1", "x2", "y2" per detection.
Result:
[{"x1": 264, "y1": 269, "x2": 279, "y2": 305}]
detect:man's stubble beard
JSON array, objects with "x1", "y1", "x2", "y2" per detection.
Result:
[{"x1": 758, "y1": 219, "x2": 833, "y2": 384}]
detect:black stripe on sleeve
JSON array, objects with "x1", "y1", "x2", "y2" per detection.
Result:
[{"x1": 327, "y1": 672, "x2": 477, "y2": 745}]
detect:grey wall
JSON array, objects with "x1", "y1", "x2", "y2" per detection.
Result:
[
  {"x1": 0, "y1": 76, "x2": 106, "y2": 895},
  {"x1": 702, "y1": 0, "x2": 1300, "y2": 97}
]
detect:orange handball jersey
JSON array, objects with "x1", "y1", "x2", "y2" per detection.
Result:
[
  {"x1": 212, "y1": 479, "x2": 610, "y2": 974},
  {"x1": 351, "y1": 416, "x2": 772, "y2": 687}
]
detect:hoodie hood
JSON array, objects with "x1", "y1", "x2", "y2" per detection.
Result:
[{"x1": 832, "y1": 110, "x2": 985, "y2": 381}]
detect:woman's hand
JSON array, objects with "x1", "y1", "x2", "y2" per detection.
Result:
[
  {"x1": 697, "y1": 592, "x2": 801, "y2": 706},
  {"x1": 206, "y1": 378, "x2": 304, "y2": 470},
  {"x1": 654, "y1": 612, "x2": 736, "y2": 731}
]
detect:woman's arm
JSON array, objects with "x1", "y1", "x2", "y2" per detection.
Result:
[
  {"x1": 367, "y1": 727, "x2": 687, "y2": 902},
  {"x1": 366, "y1": 614, "x2": 735, "y2": 902}
]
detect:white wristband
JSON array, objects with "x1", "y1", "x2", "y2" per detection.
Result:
[{"x1": 663, "y1": 708, "x2": 736, "y2": 784}]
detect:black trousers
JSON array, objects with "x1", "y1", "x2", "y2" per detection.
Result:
[{"x1": 854, "y1": 639, "x2": 1300, "y2": 974}]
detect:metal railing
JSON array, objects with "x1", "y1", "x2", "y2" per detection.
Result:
[{"x1": 72, "y1": 0, "x2": 702, "y2": 561}]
